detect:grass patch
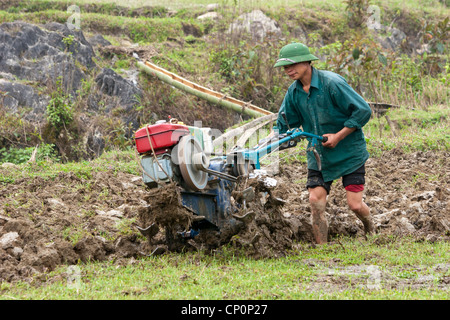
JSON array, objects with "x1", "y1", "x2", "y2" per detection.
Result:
[
  {"x1": 365, "y1": 104, "x2": 450, "y2": 156},
  {"x1": 1, "y1": 236, "x2": 448, "y2": 300},
  {"x1": 0, "y1": 148, "x2": 139, "y2": 184}
]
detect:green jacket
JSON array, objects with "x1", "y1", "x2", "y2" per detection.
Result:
[{"x1": 276, "y1": 67, "x2": 372, "y2": 182}]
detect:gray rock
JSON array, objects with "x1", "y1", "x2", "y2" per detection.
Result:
[
  {"x1": 197, "y1": 12, "x2": 222, "y2": 21},
  {"x1": 0, "y1": 21, "x2": 94, "y2": 116},
  {"x1": 85, "y1": 127, "x2": 105, "y2": 158},
  {"x1": 398, "y1": 217, "x2": 416, "y2": 233},
  {"x1": 0, "y1": 231, "x2": 20, "y2": 249},
  {"x1": 0, "y1": 21, "x2": 143, "y2": 159},
  {"x1": 0, "y1": 79, "x2": 49, "y2": 121},
  {"x1": 409, "y1": 202, "x2": 424, "y2": 214},
  {"x1": 206, "y1": 3, "x2": 220, "y2": 11},
  {"x1": 95, "y1": 68, "x2": 142, "y2": 118},
  {"x1": 10, "y1": 247, "x2": 23, "y2": 259},
  {"x1": 228, "y1": 10, "x2": 281, "y2": 42},
  {"x1": 46, "y1": 198, "x2": 66, "y2": 209},
  {"x1": 292, "y1": 26, "x2": 308, "y2": 43},
  {"x1": 372, "y1": 25, "x2": 406, "y2": 51},
  {"x1": 43, "y1": 22, "x2": 95, "y2": 69},
  {"x1": 87, "y1": 34, "x2": 112, "y2": 47},
  {"x1": 0, "y1": 162, "x2": 19, "y2": 169}
]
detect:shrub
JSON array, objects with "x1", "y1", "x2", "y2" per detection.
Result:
[{"x1": 46, "y1": 80, "x2": 74, "y2": 134}]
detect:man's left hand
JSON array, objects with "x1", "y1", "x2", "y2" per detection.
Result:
[
  {"x1": 322, "y1": 133, "x2": 339, "y2": 148},
  {"x1": 322, "y1": 127, "x2": 356, "y2": 149}
]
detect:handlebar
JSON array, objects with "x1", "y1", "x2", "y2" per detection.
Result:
[
  {"x1": 235, "y1": 127, "x2": 328, "y2": 171},
  {"x1": 280, "y1": 112, "x2": 327, "y2": 143}
]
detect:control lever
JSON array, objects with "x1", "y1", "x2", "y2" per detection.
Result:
[{"x1": 281, "y1": 112, "x2": 291, "y2": 131}]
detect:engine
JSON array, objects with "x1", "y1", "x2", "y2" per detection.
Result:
[{"x1": 134, "y1": 120, "x2": 243, "y2": 234}]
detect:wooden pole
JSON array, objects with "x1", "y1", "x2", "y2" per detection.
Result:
[{"x1": 136, "y1": 60, "x2": 272, "y2": 119}]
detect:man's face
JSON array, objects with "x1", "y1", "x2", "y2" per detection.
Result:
[{"x1": 283, "y1": 61, "x2": 310, "y2": 80}]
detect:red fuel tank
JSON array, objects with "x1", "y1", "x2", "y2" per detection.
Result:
[{"x1": 135, "y1": 123, "x2": 190, "y2": 154}]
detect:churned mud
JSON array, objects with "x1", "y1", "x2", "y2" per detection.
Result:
[{"x1": 0, "y1": 149, "x2": 449, "y2": 283}]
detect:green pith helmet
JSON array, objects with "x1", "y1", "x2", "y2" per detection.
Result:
[{"x1": 273, "y1": 43, "x2": 319, "y2": 68}]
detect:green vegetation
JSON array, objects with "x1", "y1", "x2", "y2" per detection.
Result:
[
  {"x1": 0, "y1": 143, "x2": 60, "y2": 165},
  {"x1": 0, "y1": 0, "x2": 448, "y2": 301},
  {"x1": 273, "y1": 103, "x2": 449, "y2": 166},
  {"x1": 46, "y1": 80, "x2": 74, "y2": 134},
  {"x1": 365, "y1": 104, "x2": 450, "y2": 156},
  {"x1": 1, "y1": 236, "x2": 448, "y2": 299},
  {"x1": 0, "y1": 0, "x2": 448, "y2": 161},
  {"x1": 0, "y1": 148, "x2": 138, "y2": 184}
]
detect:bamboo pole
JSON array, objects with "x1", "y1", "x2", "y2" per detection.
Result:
[
  {"x1": 136, "y1": 60, "x2": 272, "y2": 119},
  {"x1": 212, "y1": 113, "x2": 277, "y2": 147}
]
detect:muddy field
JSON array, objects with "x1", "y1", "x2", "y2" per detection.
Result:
[{"x1": 0, "y1": 148, "x2": 449, "y2": 283}]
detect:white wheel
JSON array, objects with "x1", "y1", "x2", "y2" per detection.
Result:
[{"x1": 177, "y1": 135, "x2": 208, "y2": 191}]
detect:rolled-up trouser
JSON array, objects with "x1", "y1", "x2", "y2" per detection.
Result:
[{"x1": 306, "y1": 164, "x2": 366, "y2": 195}]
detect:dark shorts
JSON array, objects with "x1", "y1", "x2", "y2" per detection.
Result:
[{"x1": 306, "y1": 164, "x2": 366, "y2": 195}]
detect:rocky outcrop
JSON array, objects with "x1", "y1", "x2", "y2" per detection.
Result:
[
  {"x1": 95, "y1": 68, "x2": 143, "y2": 126},
  {"x1": 0, "y1": 21, "x2": 142, "y2": 160},
  {"x1": 96, "y1": 68, "x2": 141, "y2": 106},
  {"x1": 0, "y1": 80, "x2": 48, "y2": 122},
  {"x1": 0, "y1": 21, "x2": 95, "y2": 94}
]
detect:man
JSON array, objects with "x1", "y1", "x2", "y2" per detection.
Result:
[{"x1": 274, "y1": 42, "x2": 374, "y2": 244}]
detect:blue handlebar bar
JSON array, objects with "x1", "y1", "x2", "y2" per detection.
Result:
[{"x1": 238, "y1": 128, "x2": 327, "y2": 170}]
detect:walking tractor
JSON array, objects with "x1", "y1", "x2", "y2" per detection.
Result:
[{"x1": 134, "y1": 114, "x2": 328, "y2": 242}]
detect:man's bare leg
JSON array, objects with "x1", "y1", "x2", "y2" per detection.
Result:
[
  {"x1": 346, "y1": 190, "x2": 374, "y2": 235},
  {"x1": 309, "y1": 186, "x2": 328, "y2": 244}
]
